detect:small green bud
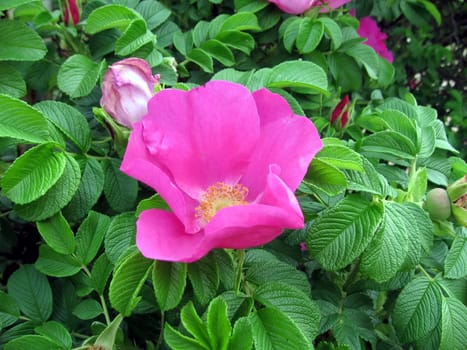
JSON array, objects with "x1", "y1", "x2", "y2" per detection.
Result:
[{"x1": 425, "y1": 188, "x2": 451, "y2": 220}]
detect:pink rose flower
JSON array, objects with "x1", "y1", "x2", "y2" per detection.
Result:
[
  {"x1": 268, "y1": 0, "x2": 350, "y2": 15},
  {"x1": 121, "y1": 80, "x2": 323, "y2": 262},
  {"x1": 357, "y1": 17, "x2": 394, "y2": 63},
  {"x1": 100, "y1": 58, "x2": 160, "y2": 129},
  {"x1": 330, "y1": 95, "x2": 350, "y2": 128}
]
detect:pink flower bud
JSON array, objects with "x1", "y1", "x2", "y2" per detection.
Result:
[
  {"x1": 100, "y1": 58, "x2": 160, "y2": 129},
  {"x1": 63, "y1": 0, "x2": 80, "y2": 26},
  {"x1": 330, "y1": 95, "x2": 350, "y2": 128}
]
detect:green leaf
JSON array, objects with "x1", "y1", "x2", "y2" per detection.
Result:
[
  {"x1": 36, "y1": 211, "x2": 75, "y2": 255},
  {"x1": 0, "y1": 94, "x2": 48, "y2": 143},
  {"x1": 152, "y1": 261, "x2": 187, "y2": 311},
  {"x1": 282, "y1": 17, "x2": 301, "y2": 53},
  {"x1": 104, "y1": 212, "x2": 136, "y2": 264},
  {"x1": 220, "y1": 12, "x2": 260, "y2": 32},
  {"x1": 216, "y1": 30, "x2": 255, "y2": 55},
  {"x1": 0, "y1": 20, "x2": 46, "y2": 61},
  {"x1": 35, "y1": 320, "x2": 72, "y2": 349},
  {"x1": 7, "y1": 265, "x2": 52, "y2": 322},
  {"x1": 345, "y1": 43, "x2": 379, "y2": 79},
  {"x1": 180, "y1": 301, "x2": 211, "y2": 348},
  {"x1": 207, "y1": 297, "x2": 232, "y2": 350},
  {"x1": 360, "y1": 202, "x2": 410, "y2": 282},
  {"x1": 91, "y1": 254, "x2": 114, "y2": 295},
  {"x1": 94, "y1": 314, "x2": 124, "y2": 350},
  {"x1": 307, "y1": 195, "x2": 383, "y2": 270},
  {"x1": 328, "y1": 53, "x2": 362, "y2": 92},
  {"x1": 187, "y1": 253, "x2": 220, "y2": 305},
  {"x1": 34, "y1": 101, "x2": 92, "y2": 152},
  {"x1": 380, "y1": 109, "x2": 418, "y2": 144},
  {"x1": 135, "y1": 0, "x2": 171, "y2": 30},
  {"x1": 318, "y1": 17, "x2": 342, "y2": 49},
  {"x1": 103, "y1": 158, "x2": 139, "y2": 212},
  {"x1": 85, "y1": 4, "x2": 142, "y2": 34},
  {"x1": 228, "y1": 317, "x2": 253, "y2": 350},
  {"x1": 254, "y1": 282, "x2": 320, "y2": 345},
  {"x1": 14, "y1": 153, "x2": 82, "y2": 222},
  {"x1": 249, "y1": 308, "x2": 310, "y2": 349},
  {"x1": 267, "y1": 60, "x2": 328, "y2": 94},
  {"x1": 0, "y1": 291, "x2": 20, "y2": 329},
  {"x1": 62, "y1": 158, "x2": 104, "y2": 222},
  {"x1": 0, "y1": 0, "x2": 35, "y2": 11},
  {"x1": 213, "y1": 249, "x2": 235, "y2": 290},
  {"x1": 4, "y1": 335, "x2": 62, "y2": 350},
  {"x1": 136, "y1": 194, "x2": 169, "y2": 216},
  {"x1": 246, "y1": 251, "x2": 310, "y2": 294},
  {"x1": 407, "y1": 167, "x2": 427, "y2": 202},
  {"x1": 115, "y1": 19, "x2": 155, "y2": 56},
  {"x1": 0, "y1": 65, "x2": 26, "y2": 98},
  {"x1": 393, "y1": 276, "x2": 442, "y2": 342},
  {"x1": 316, "y1": 142, "x2": 363, "y2": 171},
  {"x1": 75, "y1": 211, "x2": 111, "y2": 265},
  {"x1": 187, "y1": 48, "x2": 214, "y2": 73},
  {"x1": 343, "y1": 156, "x2": 391, "y2": 197},
  {"x1": 333, "y1": 308, "x2": 375, "y2": 349},
  {"x1": 200, "y1": 39, "x2": 235, "y2": 66},
  {"x1": 35, "y1": 244, "x2": 82, "y2": 277},
  {"x1": 405, "y1": 202, "x2": 433, "y2": 255},
  {"x1": 164, "y1": 323, "x2": 207, "y2": 350},
  {"x1": 303, "y1": 158, "x2": 347, "y2": 196},
  {"x1": 444, "y1": 235, "x2": 467, "y2": 279},
  {"x1": 1, "y1": 143, "x2": 66, "y2": 204},
  {"x1": 439, "y1": 297, "x2": 467, "y2": 350},
  {"x1": 296, "y1": 19, "x2": 324, "y2": 54},
  {"x1": 360, "y1": 130, "x2": 418, "y2": 160},
  {"x1": 72, "y1": 299, "x2": 103, "y2": 320},
  {"x1": 109, "y1": 248, "x2": 153, "y2": 316},
  {"x1": 57, "y1": 54, "x2": 100, "y2": 98}
]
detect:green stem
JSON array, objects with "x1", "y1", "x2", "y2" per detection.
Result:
[
  {"x1": 234, "y1": 249, "x2": 246, "y2": 296},
  {"x1": 100, "y1": 294, "x2": 112, "y2": 326},
  {"x1": 342, "y1": 259, "x2": 360, "y2": 291},
  {"x1": 417, "y1": 264, "x2": 434, "y2": 282},
  {"x1": 155, "y1": 311, "x2": 165, "y2": 349}
]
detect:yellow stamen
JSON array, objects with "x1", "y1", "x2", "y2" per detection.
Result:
[{"x1": 196, "y1": 182, "x2": 249, "y2": 223}]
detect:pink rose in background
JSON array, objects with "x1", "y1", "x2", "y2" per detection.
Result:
[
  {"x1": 357, "y1": 16, "x2": 394, "y2": 63},
  {"x1": 121, "y1": 80, "x2": 323, "y2": 262},
  {"x1": 331, "y1": 95, "x2": 350, "y2": 128},
  {"x1": 100, "y1": 58, "x2": 160, "y2": 129},
  {"x1": 268, "y1": 0, "x2": 350, "y2": 15}
]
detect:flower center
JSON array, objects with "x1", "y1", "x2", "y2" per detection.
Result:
[{"x1": 196, "y1": 182, "x2": 249, "y2": 223}]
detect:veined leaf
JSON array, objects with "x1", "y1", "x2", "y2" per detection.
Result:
[
  {"x1": 85, "y1": 4, "x2": 142, "y2": 34},
  {"x1": 0, "y1": 94, "x2": 48, "y2": 144},
  {"x1": 307, "y1": 195, "x2": 383, "y2": 270},
  {"x1": 360, "y1": 202, "x2": 410, "y2": 282},
  {"x1": 104, "y1": 212, "x2": 136, "y2": 264},
  {"x1": 303, "y1": 158, "x2": 347, "y2": 196},
  {"x1": 0, "y1": 65, "x2": 26, "y2": 98},
  {"x1": 35, "y1": 245, "x2": 81, "y2": 277},
  {"x1": 316, "y1": 142, "x2": 363, "y2": 171},
  {"x1": 444, "y1": 235, "x2": 467, "y2": 279},
  {"x1": 75, "y1": 211, "x2": 111, "y2": 265},
  {"x1": 393, "y1": 276, "x2": 442, "y2": 342},
  {"x1": 296, "y1": 19, "x2": 324, "y2": 54},
  {"x1": 115, "y1": 19, "x2": 155, "y2": 56},
  {"x1": 439, "y1": 297, "x2": 467, "y2": 350},
  {"x1": 109, "y1": 248, "x2": 153, "y2": 316},
  {"x1": 57, "y1": 55, "x2": 100, "y2": 98},
  {"x1": 207, "y1": 297, "x2": 232, "y2": 350},
  {"x1": 254, "y1": 282, "x2": 320, "y2": 345},
  {"x1": 7, "y1": 265, "x2": 52, "y2": 322},
  {"x1": 1, "y1": 142, "x2": 66, "y2": 204},
  {"x1": 0, "y1": 20, "x2": 46, "y2": 61},
  {"x1": 267, "y1": 60, "x2": 328, "y2": 94},
  {"x1": 249, "y1": 308, "x2": 310, "y2": 349},
  {"x1": 153, "y1": 261, "x2": 187, "y2": 311},
  {"x1": 187, "y1": 253, "x2": 219, "y2": 305},
  {"x1": 36, "y1": 211, "x2": 75, "y2": 255}
]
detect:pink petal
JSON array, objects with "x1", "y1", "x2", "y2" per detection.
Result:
[
  {"x1": 203, "y1": 166, "x2": 304, "y2": 249},
  {"x1": 136, "y1": 210, "x2": 211, "y2": 262},
  {"x1": 121, "y1": 123, "x2": 201, "y2": 233},
  {"x1": 241, "y1": 88, "x2": 322, "y2": 197},
  {"x1": 142, "y1": 81, "x2": 260, "y2": 199},
  {"x1": 268, "y1": 0, "x2": 314, "y2": 14}
]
